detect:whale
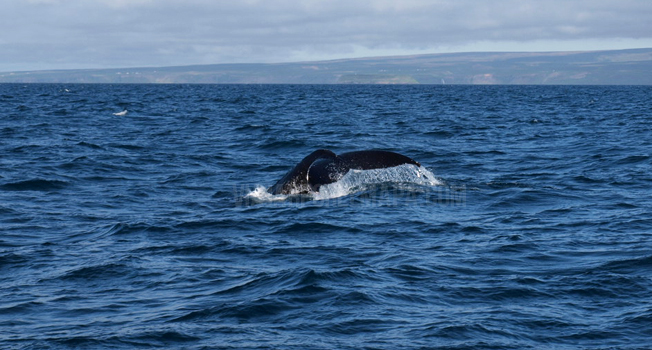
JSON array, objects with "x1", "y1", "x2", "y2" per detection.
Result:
[{"x1": 268, "y1": 149, "x2": 421, "y2": 195}]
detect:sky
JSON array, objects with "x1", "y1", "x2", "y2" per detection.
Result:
[{"x1": 2, "y1": 0, "x2": 652, "y2": 72}]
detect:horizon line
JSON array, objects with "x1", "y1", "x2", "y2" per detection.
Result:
[{"x1": 2, "y1": 47, "x2": 651, "y2": 74}]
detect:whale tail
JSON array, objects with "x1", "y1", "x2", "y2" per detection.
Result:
[
  {"x1": 267, "y1": 149, "x2": 421, "y2": 195},
  {"x1": 338, "y1": 150, "x2": 420, "y2": 169}
]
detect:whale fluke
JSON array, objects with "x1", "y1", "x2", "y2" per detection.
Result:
[{"x1": 268, "y1": 149, "x2": 420, "y2": 195}]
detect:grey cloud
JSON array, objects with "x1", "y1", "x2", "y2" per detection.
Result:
[{"x1": 1, "y1": 0, "x2": 651, "y2": 71}]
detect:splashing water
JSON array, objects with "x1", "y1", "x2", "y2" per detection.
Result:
[
  {"x1": 245, "y1": 164, "x2": 442, "y2": 203},
  {"x1": 314, "y1": 164, "x2": 441, "y2": 200}
]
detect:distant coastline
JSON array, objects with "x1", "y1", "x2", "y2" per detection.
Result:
[{"x1": 1, "y1": 48, "x2": 651, "y2": 85}]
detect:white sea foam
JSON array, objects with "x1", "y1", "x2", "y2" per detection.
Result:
[{"x1": 244, "y1": 185, "x2": 288, "y2": 203}]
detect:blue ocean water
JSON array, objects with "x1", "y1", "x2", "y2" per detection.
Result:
[{"x1": 1, "y1": 83, "x2": 651, "y2": 349}]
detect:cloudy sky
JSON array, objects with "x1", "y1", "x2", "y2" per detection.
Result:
[{"x1": 2, "y1": 0, "x2": 652, "y2": 72}]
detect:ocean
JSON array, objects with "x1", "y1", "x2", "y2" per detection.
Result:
[{"x1": 1, "y1": 83, "x2": 651, "y2": 349}]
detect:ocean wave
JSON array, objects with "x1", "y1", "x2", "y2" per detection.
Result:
[
  {"x1": 597, "y1": 255, "x2": 652, "y2": 273},
  {"x1": 2, "y1": 84, "x2": 652, "y2": 349},
  {"x1": 170, "y1": 268, "x2": 370, "y2": 325},
  {"x1": 59, "y1": 262, "x2": 134, "y2": 281},
  {"x1": 0, "y1": 252, "x2": 29, "y2": 268}
]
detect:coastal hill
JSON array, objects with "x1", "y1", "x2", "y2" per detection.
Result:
[{"x1": 1, "y1": 48, "x2": 651, "y2": 84}]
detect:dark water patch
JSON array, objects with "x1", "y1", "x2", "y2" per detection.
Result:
[
  {"x1": 424, "y1": 130, "x2": 455, "y2": 139},
  {"x1": 122, "y1": 330, "x2": 201, "y2": 346},
  {"x1": 160, "y1": 171, "x2": 215, "y2": 185},
  {"x1": 597, "y1": 255, "x2": 652, "y2": 274},
  {"x1": 485, "y1": 286, "x2": 551, "y2": 301},
  {"x1": 168, "y1": 242, "x2": 229, "y2": 256},
  {"x1": 385, "y1": 264, "x2": 435, "y2": 282},
  {"x1": 8, "y1": 144, "x2": 47, "y2": 153},
  {"x1": 256, "y1": 139, "x2": 308, "y2": 150},
  {"x1": 239, "y1": 109, "x2": 257, "y2": 115},
  {"x1": 1, "y1": 179, "x2": 69, "y2": 191},
  {"x1": 1, "y1": 126, "x2": 17, "y2": 136},
  {"x1": 50, "y1": 108, "x2": 68, "y2": 116},
  {"x1": 171, "y1": 269, "x2": 331, "y2": 323},
  {"x1": 326, "y1": 318, "x2": 404, "y2": 335},
  {"x1": 49, "y1": 337, "x2": 124, "y2": 349},
  {"x1": 418, "y1": 322, "x2": 520, "y2": 347},
  {"x1": 460, "y1": 225, "x2": 487, "y2": 234},
  {"x1": 301, "y1": 268, "x2": 363, "y2": 285},
  {"x1": 0, "y1": 300, "x2": 45, "y2": 315},
  {"x1": 0, "y1": 252, "x2": 29, "y2": 268},
  {"x1": 16, "y1": 104, "x2": 30, "y2": 112},
  {"x1": 277, "y1": 222, "x2": 359, "y2": 235},
  {"x1": 109, "y1": 143, "x2": 146, "y2": 151},
  {"x1": 615, "y1": 154, "x2": 651, "y2": 165},
  {"x1": 103, "y1": 222, "x2": 173, "y2": 236},
  {"x1": 59, "y1": 262, "x2": 134, "y2": 281},
  {"x1": 573, "y1": 174, "x2": 606, "y2": 184},
  {"x1": 220, "y1": 298, "x2": 296, "y2": 321},
  {"x1": 76, "y1": 141, "x2": 104, "y2": 150},
  {"x1": 174, "y1": 218, "x2": 249, "y2": 231},
  {"x1": 610, "y1": 202, "x2": 639, "y2": 209}
]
